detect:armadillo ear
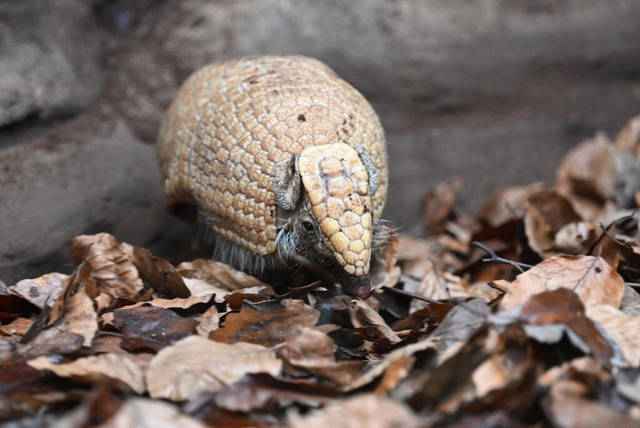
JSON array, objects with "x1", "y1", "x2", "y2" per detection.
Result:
[
  {"x1": 354, "y1": 144, "x2": 378, "y2": 195},
  {"x1": 273, "y1": 154, "x2": 302, "y2": 211}
]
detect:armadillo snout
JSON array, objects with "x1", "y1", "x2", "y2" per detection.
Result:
[{"x1": 298, "y1": 143, "x2": 374, "y2": 277}]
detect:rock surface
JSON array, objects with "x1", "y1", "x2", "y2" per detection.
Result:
[{"x1": 1, "y1": 0, "x2": 639, "y2": 284}]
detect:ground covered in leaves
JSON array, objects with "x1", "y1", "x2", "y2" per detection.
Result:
[{"x1": 3, "y1": 116, "x2": 640, "y2": 427}]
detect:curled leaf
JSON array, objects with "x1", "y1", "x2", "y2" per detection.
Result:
[{"x1": 146, "y1": 336, "x2": 282, "y2": 401}]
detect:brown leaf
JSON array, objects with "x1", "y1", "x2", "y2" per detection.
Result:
[
  {"x1": 70, "y1": 234, "x2": 148, "y2": 311},
  {"x1": 279, "y1": 326, "x2": 364, "y2": 386},
  {"x1": 587, "y1": 305, "x2": 640, "y2": 367},
  {"x1": 146, "y1": 336, "x2": 282, "y2": 401},
  {"x1": 7, "y1": 329, "x2": 84, "y2": 364},
  {"x1": 429, "y1": 298, "x2": 491, "y2": 360},
  {"x1": 544, "y1": 380, "x2": 638, "y2": 428},
  {"x1": 49, "y1": 385, "x2": 123, "y2": 427},
  {"x1": 499, "y1": 255, "x2": 624, "y2": 311},
  {"x1": 211, "y1": 299, "x2": 320, "y2": 347},
  {"x1": 478, "y1": 182, "x2": 546, "y2": 227},
  {"x1": 396, "y1": 236, "x2": 438, "y2": 261},
  {"x1": 423, "y1": 179, "x2": 461, "y2": 234},
  {"x1": 616, "y1": 115, "x2": 640, "y2": 157},
  {"x1": 213, "y1": 373, "x2": 340, "y2": 413},
  {"x1": 177, "y1": 259, "x2": 268, "y2": 291},
  {"x1": 103, "y1": 398, "x2": 206, "y2": 428},
  {"x1": 128, "y1": 245, "x2": 190, "y2": 298},
  {"x1": 280, "y1": 326, "x2": 336, "y2": 368},
  {"x1": 402, "y1": 257, "x2": 499, "y2": 306},
  {"x1": 0, "y1": 317, "x2": 34, "y2": 336},
  {"x1": 348, "y1": 299, "x2": 401, "y2": 350},
  {"x1": 224, "y1": 286, "x2": 276, "y2": 310},
  {"x1": 287, "y1": 393, "x2": 421, "y2": 428},
  {"x1": 555, "y1": 132, "x2": 617, "y2": 203},
  {"x1": 555, "y1": 133, "x2": 620, "y2": 220},
  {"x1": 519, "y1": 288, "x2": 613, "y2": 366},
  {"x1": 402, "y1": 257, "x2": 459, "y2": 301},
  {"x1": 471, "y1": 354, "x2": 511, "y2": 397},
  {"x1": 196, "y1": 306, "x2": 220, "y2": 337},
  {"x1": 373, "y1": 355, "x2": 414, "y2": 396},
  {"x1": 183, "y1": 277, "x2": 228, "y2": 303},
  {"x1": 406, "y1": 326, "x2": 493, "y2": 410},
  {"x1": 435, "y1": 326, "x2": 539, "y2": 416},
  {"x1": 523, "y1": 190, "x2": 582, "y2": 256},
  {"x1": 9, "y1": 273, "x2": 67, "y2": 309},
  {"x1": 28, "y1": 353, "x2": 145, "y2": 394},
  {"x1": 553, "y1": 221, "x2": 598, "y2": 255},
  {"x1": 45, "y1": 264, "x2": 98, "y2": 347},
  {"x1": 107, "y1": 276, "x2": 221, "y2": 311},
  {"x1": 345, "y1": 338, "x2": 436, "y2": 391},
  {"x1": 112, "y1": 306, "x2": 198, "y2": 352}
]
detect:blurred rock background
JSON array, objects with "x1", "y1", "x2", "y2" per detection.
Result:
[{"x1": 1, "y1": 0, "x2": 639, "y2": 284}]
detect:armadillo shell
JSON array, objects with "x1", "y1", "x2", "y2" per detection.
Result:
[{"x1": 158, "y1": 55, "x2": 387, "y2": 256}]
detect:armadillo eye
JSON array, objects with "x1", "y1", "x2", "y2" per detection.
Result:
[{"x1": 301, "y1": 221, "x2": 315, "y2": 233}]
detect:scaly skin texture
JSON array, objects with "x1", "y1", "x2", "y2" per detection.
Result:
[{"x1": 158, "y1": 55, "x2": 387, "y2": 296}]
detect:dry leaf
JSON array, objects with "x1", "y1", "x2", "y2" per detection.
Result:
[
  {"x1": 128, "y1": 245, "x2": 190, "y2": 298},
  {"x1": 349, "y1": 299, "x2": 401, "y2": 347},
  {"x1": 471, "y1": 355, "x2": 510, "y2": 397},
  {"x1": 616, "y1": 115, "x2": 640, "y2": 156},
  {"x1": 286, "y1": 393, "x2": 421, "y2": 428},
  {"x1": 8, "y1": 328, "x2": 84, "y2": 365},
  {"x1": 103, "y1": 398, "x2": 205, "y2": 428},
  {"x1": 45, "y1": 265, "x2": 98, "y2": 347},
  {"x1": 213, "y1": 373, "x2": 340, "y2": 413},
  {"x1": 587, "y1": 305, "x2": 640, "y2": 367},
  {"x1": 373, "y1": 355, "x2": 414, "y2": 396},
  {"x1": 499, "y1": 255, "x2": 624, "y2": 310},
  {"x1": 402, "y1": 257, "x2": 457, "y2": 301},
  {"x1": 211, "y1": 299, "x2": 320, "y2": 347},
  {"x1": 146, "y1": 335, "x2": 282, "y2": 401},
  {"x1": 555, "y1": 132, "x2": 616, "y2": 203},
  {"x1": 112, "y1": 306, "x2": 198, "y2": 352},
  {"x1": 555, "y1": 133, "x2": 619, "y2": 221},
  {"x1": 183, "y1": 276, "x2": 227, "y2": 302},
  {"x1": 70, "y1": 234, "x2": 148, "y2": 310},
  {"x1": 280, "y1": 326, "x2": 337, "y2": 368},
  {"x1": 544, "y1": 380, "x2": 638, "y2": 427},
  {"x1": 345, "y1": 338, "x2": 436, "y2": 391},
  {"x1": 28, "y1": 353, "x2": 145, "y2": 394},
  {"x1": 0, "y1": 317, "x2": 34, "y2": 336},
  {"x1": 396, "y1": 236, "x2": 438, "y2": 261},
  {"x1": 177, "y1": 259, "x2": 268, "y2": 291},
  {"x1": 279, "y1": 326, "x2": 363, "y2": 386},
  {"x1": 524, "y1": 190, "x2": 582, "y2": 256},
  {"x1": 9, "y1": 273, "x2": 67, "y2": 309},
  {"x1": 553, "y1": 221, "x2": 597, "y2": 254},
  {"x1": 423, "y1": 179, "x2": 461, "y2": 234},
  {"x1": 479, "y1": 183, "x2": 546, "y2": 227},
  {"x1": 519, "y1": 288, "x2": 613, "y2": 366},
  {"x1": 195, "y1": 306, "x2": 220, "y2": 337},
  {"x1": 224, "y1": 286, "x2": 275, "y2": 310},
  {"x1": 110, "y1": 276, "x2": 220, "y2": 311}
]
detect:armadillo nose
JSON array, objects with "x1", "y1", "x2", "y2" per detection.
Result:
[
  {"x1": 350, "y1": 284, "x2": 372, "y2": 300},
  {"x1": 340, "y1": 274, "x2": 372, "y2": 300}
]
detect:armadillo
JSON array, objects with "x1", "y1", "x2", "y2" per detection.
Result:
[{"x1": 157, "y1": 56, "x2": 388, "y2": 298}]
